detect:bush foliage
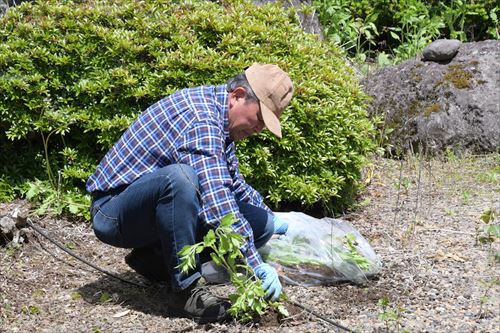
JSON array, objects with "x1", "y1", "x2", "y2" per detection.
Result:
[{"x1": 0, "y1": 0, "x2": 376, "y2": 215}]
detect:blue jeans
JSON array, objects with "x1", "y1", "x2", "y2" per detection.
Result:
[{"x1": 91, "y1": 164, "x2": 274, "y2": 291}]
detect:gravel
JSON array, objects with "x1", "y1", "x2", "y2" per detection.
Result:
[{"x1": 1, "y1": 154, "x2": 499, "y2": 332}]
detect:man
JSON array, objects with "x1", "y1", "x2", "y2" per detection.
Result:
[{"x1": 86, "y1": 64, "x2": 293, "y2": 323}]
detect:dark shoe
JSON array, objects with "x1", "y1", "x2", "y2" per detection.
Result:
[
  {"x1": 201, "y1": 260, "x2": 230, "y2": 284},
  {"x1": 125, "y1": 247, "x2": 170, "y2": 282},
  {"x1": 167, "y1": 278, "x2": 230, "y2": 323}
]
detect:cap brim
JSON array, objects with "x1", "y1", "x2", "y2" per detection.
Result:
[{"x1": 260, "y1": 102, "x2": 282, "y2": 138}]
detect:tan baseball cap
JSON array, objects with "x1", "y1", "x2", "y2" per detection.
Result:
[{"x1": 245, "y1": 64, "x2": 293, "y2": 138}]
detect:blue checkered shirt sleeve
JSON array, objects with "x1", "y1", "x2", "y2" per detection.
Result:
[
  {"x1": 175, "y1": 119, "x2": 263, "y2": 269},
  {"x1": 225, "y1": 142, "x2": 273, "y2": 215}
]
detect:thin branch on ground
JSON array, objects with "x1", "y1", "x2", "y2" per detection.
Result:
[{"x1": 392, "y1": 158, "x2": 405, "y2": 226}]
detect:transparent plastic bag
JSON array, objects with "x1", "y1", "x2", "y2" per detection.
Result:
[{"x1": 258, "y1": 212, "x2": 381, "y2": 286}]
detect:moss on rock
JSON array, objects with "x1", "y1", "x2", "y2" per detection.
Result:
[
  {"x1": 439, "y1": 64, "x2": 474, "y2": 89},
  {"x1": 424, "y1": 103, "x2": 441, "y2": 117}
]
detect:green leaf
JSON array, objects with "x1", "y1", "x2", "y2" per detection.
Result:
[
  {"x1": 99, "y1": 292, "x2": 111, "y2": 303},
  {"x1": 390, "y1": 31, "x2": 401, "y2": 41},
  {"x1": 219, "y1": 236, "x2": 229, "y2": 254},
  {"x1": 485, "y1": 224, "x2": 500, "y2": 238},
  {"x1": 490, "y1": 10, "x2": 497, "y2": 22},
  {"x1": 277, "y1": 304, "x2": 289, "y2": 317},
  {"x1": 177, "y1": 245, "x2": 193, "y2": 257},
  {"x1": 65, "y1": 242, "x2": 76, "y2": 250},
  {"x1": 70, "y1": 291, "x2": 82, "y2": 300},
  {"x1": 480, "y1": 209, "x2": 496, "y2": 224},
  {"x1": 220, "y1": 213, "x2": 236, "y2": 228},
  {"x1": 25, "y1": 183, "x2": 40, "y2": 200},
  {"x1": 68, "y1": 204, "x2": 79, "y2": 214},
  {"x1": 203, "y1": 229, "x2": 216, "y2": 248},
  {"x1": 378, "y1": 297, "x2": 390, "y2": 307}
]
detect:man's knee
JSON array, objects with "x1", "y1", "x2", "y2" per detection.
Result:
[{"x1": 157, "y1": 164, "x2": 200, "y2": 202}]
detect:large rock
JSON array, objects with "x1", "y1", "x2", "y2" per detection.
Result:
[{"x1": 362, "y1": 40, "x2": 500, "y2": 154}]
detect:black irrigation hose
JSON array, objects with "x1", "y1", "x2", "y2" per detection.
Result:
[
  {"x1": 27, "y1": 218, "x2": 354, "y2": 332},
  {"x1": 288, "y1": 300, "x2": 354, "y2": 332},
  {"x1": 26, "y1": 218, "x2": 148, "y2": 289}
]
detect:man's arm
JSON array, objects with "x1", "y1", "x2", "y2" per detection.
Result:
[
  {"x1": 175, "y1": 118, "x2": 263, "y2": 269},
  {"x1": 225, "y1": 141, "x2": 273, "y2": 215}
]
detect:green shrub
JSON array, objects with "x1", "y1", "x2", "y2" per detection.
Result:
[{"x1": 0, "y1": 0, "x2": 376, "y2": 215}]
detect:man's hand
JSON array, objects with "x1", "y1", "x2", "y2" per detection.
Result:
[
  {"x1": 273, "y1": 215, "x2": 288, "y2": 235},
  {"x1": 254, "y1": 263, "x2": 282, "y2": 301}
]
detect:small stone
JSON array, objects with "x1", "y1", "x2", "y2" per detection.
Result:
[
  {"x1": 0, "y1": 216, "x2": 16, "y2": 234},
  {"x1": 436, "y1": 306, "x2": 445, "y2": 313},
  {"x1": 423, "y1": 39, "x2": 461, "y2": 61},
  {"x1": 12, "y1": 206, "x2": 28, "y2": 227}
]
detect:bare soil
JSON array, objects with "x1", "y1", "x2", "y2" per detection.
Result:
[{"x1": 1, "y1": 154, "x2": 499, "y2": 332}]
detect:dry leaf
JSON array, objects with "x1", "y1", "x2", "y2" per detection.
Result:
[{"x1": 112, "y1": 310, "x2": 130, "y2": 318}]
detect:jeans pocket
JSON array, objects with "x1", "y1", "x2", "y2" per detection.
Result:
[{"x1": 92, "y1": 206, "x2": 123, "y2": 247}]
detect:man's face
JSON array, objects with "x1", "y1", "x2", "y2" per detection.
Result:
[{"x1": 227, "y1": 88, "x2": 265, "y2": 141}]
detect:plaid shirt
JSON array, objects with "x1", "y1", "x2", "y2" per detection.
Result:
[{"x1": 86, "y1": 85, "x2": 270, "y2": 269}]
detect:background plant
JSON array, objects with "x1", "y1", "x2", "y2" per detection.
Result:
[
  {"x1": 314, "y1": 0, "x2": 379, "y2": 62},
  {"x1": 478, "y1": 277, "x2": 500, "y2": 318},
  {"x1": 476, "y1": 208, "x2": 499, "y2": 255},
  {"x1": 314, "y1": 0, "x2": 499, "y2": 64},
  {"x1": 388, "y1": 1, "x2": 444, "y2": 62},
  {"x1": 0, "y1": 0, "x2": 376, "y2": 217},
  {"x1": 378, "y1": 296, "x2": 409, "y2": 333}
]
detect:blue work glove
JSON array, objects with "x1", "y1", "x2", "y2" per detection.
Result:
[
  {"x1": 254, "y1": 263, "x2": 282, "y2": 301},
  {"x1": 273, "y1": 215, "x2": 289, "y2": 235}
]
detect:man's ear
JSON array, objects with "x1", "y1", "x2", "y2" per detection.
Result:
[
  {"x1": 231, "y1": 87, "x2": 246, "y2": 100},
  {"x1": 228, "y1": 87, "x2": 247, "y2": 110}
]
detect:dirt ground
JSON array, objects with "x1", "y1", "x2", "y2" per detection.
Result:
[{"x1": 1, "y1": 154, "x2": 499, "y2": 332}]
